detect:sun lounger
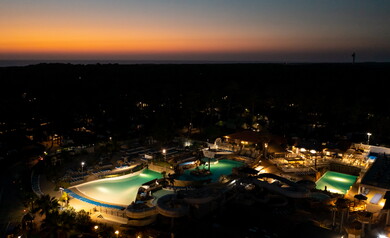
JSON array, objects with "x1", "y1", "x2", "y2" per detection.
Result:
[{"x1": 370, "y1": 193, "x2": 383, "y2": 205}]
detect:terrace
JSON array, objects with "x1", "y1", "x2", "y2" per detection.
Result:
[{"x1": 268, "y1": 143, "x2": 372, "y2": 175}]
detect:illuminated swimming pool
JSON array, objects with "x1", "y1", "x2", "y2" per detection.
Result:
[
  {"x1": 178, "y1": 159, "x2": 243, "y2": 182},
  {"x1": 74, "y1": 169, "x2": 162, "y2": 206},
  {"x1": 316, "y1": 171, "x2": 357, "y2": 194}
]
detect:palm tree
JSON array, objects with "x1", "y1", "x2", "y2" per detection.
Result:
[
  {"x1": 34, "y1": 194, "x2": 60, "y2": 216},
  {"x1": 335, "y1": 198, "x2": 349, "y2": 233},
  {"x1": 168, "y1": 174, "x2": 175, "y2": 188},
  {"x1": 75, "y1": 209, "x2": 93, "y2": 234},
  {"x1": 40, "y1": 208, "x2": 76, "y2": 238},
  {"x1": 21, "y1": 212, "x2": 34, "y2": 235}
]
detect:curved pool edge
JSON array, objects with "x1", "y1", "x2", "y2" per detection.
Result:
[
  {"x1": 65, "y1": 188, "x2": 126, "y2": 210},
  {"x1": 70, "y1": 167, "x2": 146, "y2": 189}
]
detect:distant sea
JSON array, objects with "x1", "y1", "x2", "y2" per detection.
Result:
[
  {"x1": 0, "y1": 60, "x2": 280, "y2": 67},
  {"x1": 1, "y1": 60, "x2": 384, "y2": 67}
]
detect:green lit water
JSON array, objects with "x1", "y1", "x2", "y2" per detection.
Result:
[
  {"x1": 178, "y1": 159, "x2": 243, "y2": 182},
  {"x1": 316, "y1": 171, "x2": 357, "y2": 194},
  {"x1": 76, "y1": 169, "x2": 162, "y2": 205}
]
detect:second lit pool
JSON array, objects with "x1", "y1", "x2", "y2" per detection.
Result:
[
  {"x1": 178, "y1": 159, "x2": 243, "y2": 182},
  {"x1": 316, "y1": 171, "x2": 357, "y2": 194}
]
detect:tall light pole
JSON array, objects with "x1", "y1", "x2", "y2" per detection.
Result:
[
  {"x1": 367, "y1": 132, "x2": 372, "y2": 145},
  {"x1": 162, "y1": 149, "x2": 166, "y2": 161},
  {"x1": 115, "y1": 230, "x2": 119, "y2": 238},
  {"x1": 81, "y1": 161, "x2": 85, "y2": 175}
]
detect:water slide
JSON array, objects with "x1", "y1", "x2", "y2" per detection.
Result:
[
  {"x1": 156, "y1": 194, "x2": 189, "y2": 218},
  {"x1": 250, "y1": 173, "x2": 312, "y2": 199}
]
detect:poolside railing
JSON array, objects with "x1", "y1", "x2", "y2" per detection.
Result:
[
  {"x1": 93, "y1": 206, "x2": 126, "y2": 218},
  {"x1": 31, "y1": 170, "x2": 44, "y2": 197}
]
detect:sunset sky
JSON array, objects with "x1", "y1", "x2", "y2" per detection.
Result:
[{"x1": 1, "y1": 0, "x2": 390, "y2": 62}]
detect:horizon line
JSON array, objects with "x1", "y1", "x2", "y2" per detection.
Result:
[{"x1": 1, "y1": 59, "x2": 389, "y2": 67}]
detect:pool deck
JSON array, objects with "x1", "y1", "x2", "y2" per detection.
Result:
[{"x1": 37, "y1": 173, "x2": 129, "y2": 228}]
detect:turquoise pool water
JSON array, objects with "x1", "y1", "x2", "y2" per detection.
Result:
[
  {"x1": 75, "y1": 169, "x2": 162, "y2": 205},
  {"x1": 316, "y1": 171, "x2": 357, "y2": 194},
  {"x1": 178, "y1": 159, "x2": 243, "y2": 182}
]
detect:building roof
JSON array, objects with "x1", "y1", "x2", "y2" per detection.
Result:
[
  {"x1": 361, "y1": 153, "x2": 390, "y2": 190},
  {"x1": 224, "y1": 130, "x2": 267, "y2": 144},
  {"x1": 383, "y1": 191, "x2": 390, "y2": 209},
  {"x1": 224, "y1": 130, "x2": 287, "y2": 153}
]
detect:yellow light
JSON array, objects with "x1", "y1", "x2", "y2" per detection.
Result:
[
  {"x1": 115, "y1": 230, "x2": 119, "y2": 235},
  {"x1": 94, "y1": 225, "x2": 98, "y2": 230}
]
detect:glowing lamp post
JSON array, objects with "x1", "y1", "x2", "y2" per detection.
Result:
[
  {"x1": 162, "y1": 149, "x2": 166, "y2": 161},
  {"x1": 94, "y1": 225, "x2": 99, "y2": 237},
  {"x1": 264, "y1": 143, "x2": 268, "y2": 159},
  {"x1": 367, "y1": 132, "x2": 372, "y2": 145},
  {"x1": 115, "y1": 230, "x2": 119, "y2": 238},
  {"x1": 81, "y1": 161, "x2": 85, "y2": 175}
]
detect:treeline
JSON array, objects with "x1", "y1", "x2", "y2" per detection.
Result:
[{"x1": 1, "y1": 63, "x2": 390, "y2": 147}]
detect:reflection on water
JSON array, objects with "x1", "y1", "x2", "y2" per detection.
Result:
[{"x1": 76, "y1": 169, "x2": 162, "y2": 205}]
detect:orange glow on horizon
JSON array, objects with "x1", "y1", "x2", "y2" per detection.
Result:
[
  {"x1": 0, "y1": 34, "x2": 352, "y2": 56},
  {"x1": 1, "y1": 0, "x2": 389, "y2": 61},
  {"x1": 0, "y1": 29, "x2": 271, "y2": 55},
  {"x1": 0, "y1": 22, "x2": 343, "y2": 56}
]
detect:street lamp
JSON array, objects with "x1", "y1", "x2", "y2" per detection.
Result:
[
  {"x1": 81, "y1": 161, "x2": 85, "y2": 175},
  {"x1": 264, "y1": 143, "x2": 268, "y2": 159},
  {"x1": 162, "y1": 149, "x2": 166, "y2": 161},
  {"x1": 367, "y1": 132, "x2": 372, "y2": 145},
  {"x1": 93, "y1": 225, "x2": 99, "y2": 237},
  {"x1": 115, "y1": 230, "x2": 119, "y2": 238}
]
